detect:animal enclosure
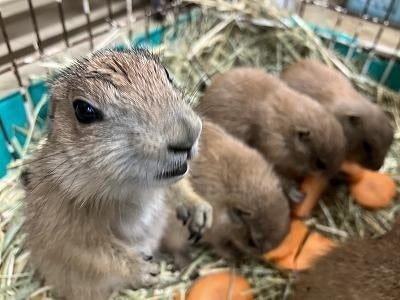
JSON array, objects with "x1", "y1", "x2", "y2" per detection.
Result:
[{"x1": 0, "y1": 0, "x2": 399, "y2": 299}]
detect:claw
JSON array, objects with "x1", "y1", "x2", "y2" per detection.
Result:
[
  {"x1": 143, "y1": 255, "x2": 153, "y2": 261},
  {"x1": 188, "y1": 231, "x2": 195, "y2": 241},
  {"x1": 204, "y1": 210, "x2": 212, "y2": 229},
  {"x1": 192, "y1": 233, "x2": 202, "y2": 244},
  {"x1": 150, "y1": 270, "x2": 159, "y2": 277},
  {"x1": 188, "y1": 231, "x2": 202, "y2": 244},
  {"x1": 176, "y1": 205, "x2": 190, "y2": 225}
]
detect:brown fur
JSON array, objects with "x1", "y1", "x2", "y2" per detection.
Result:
[
  {"x1": 162, "y1": 121, "x2": 290, "y2": 264},
  {"x1": 198, "y1": 68, "x2": 346, "y2": 182},
  {"x1": 281, "y1": 59, "x2": 394, "y2": 170},
  {"x1": 291, "y1": 220, "x2": 400, "y2": 300},
  {"x1": 22, "y1": 49, "x2": 212, "y2": 300}
]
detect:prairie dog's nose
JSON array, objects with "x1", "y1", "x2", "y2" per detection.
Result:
[{"x1": 167, "y1": 114, "x2": 202, "y2": 158}]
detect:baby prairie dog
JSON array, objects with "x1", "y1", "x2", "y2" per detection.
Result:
[
  {"x1": 198, "y1": 68, "x2": 346, "y2": 200},
  {"x1": 281, "y1": 59, "x2": 394, "y2": 170},
  {"x1": 163, "y1": 121, "x2": 290, "y2": 263},
  {"x1": 292, "y1": 219, "x2": 400, "y2": 300},
  {"x1": 22, "y1": 49, "x2": 212, "y2": 300}
]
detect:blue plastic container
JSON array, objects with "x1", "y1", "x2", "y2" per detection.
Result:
[{"x1": 347, "y1": 0, "x2": 400, "y2": 25}]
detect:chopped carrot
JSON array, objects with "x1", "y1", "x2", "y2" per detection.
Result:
[
  {"x1": 349, "y1": 169, "x2": 396, "y2": 209},
  {"x1": 292, "y1": 176, "x2": 328, "y2": 218},
  {"x1": 264, "y1": 220, "x2": 308, "y2": 261},
  {"x1": 185, "y1": 271, "x2": 253, "y2": 300},
  {"x1": 341, "y1": 161, "x2": 397, "y2": 209},
  {"x1": 340, "y1": 161, "x2": 364, "y2": 183},
  {"x1": 264, "y1": 220, "x2": 336, "y2": 270}
]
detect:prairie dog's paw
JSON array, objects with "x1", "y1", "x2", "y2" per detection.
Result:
[
  {"x1": 288, "y1": 186, "x2": 305, "y2": 204},
  {"x1": 132, "y1": 259, "x2": 160, "y2": 288},
  {"x1": 281, "y1": 179, "x2": 305, "y2": 204},
  {"x1": 176, "y1": 199, "x2": 213, "y2": 244}
]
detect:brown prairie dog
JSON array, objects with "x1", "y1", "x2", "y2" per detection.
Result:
[
  {"x1": 281, "y1": 59, "x2": 394, "y2": 170},
  {"x1": 198, "y1": 67, "x2": 346, "y2": 201},
  {"x1": 21, "y1": 49, "x2": 212, "y2": 300},
  {"x1": 162, "y1": 120, "x2": 290, "y2": 263},
  {"x1": 291, "y1": 219, "x2": 400, "y2": 300}
]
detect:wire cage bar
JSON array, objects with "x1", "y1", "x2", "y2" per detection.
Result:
[{"x1": 296, "y1": 0, "x2": 400, "y2": 87}]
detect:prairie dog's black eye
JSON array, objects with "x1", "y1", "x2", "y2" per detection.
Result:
[
  {"x1": 315, "y1": 158, "x2": 327, "y2": 170},
  {"x1": 164, "y1": 67, "x2": 173, "y2": 83},
  {"x1": 73, "y1": 99, "x2": 103, "y2": 124}
]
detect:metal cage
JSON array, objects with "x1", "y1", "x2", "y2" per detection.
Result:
[
  {"x1": 0, "y1": 0, "x2": 188, "y2": 93},
  {"x1": 297, "y1": 0, "x2": 400, "y2": 89}
]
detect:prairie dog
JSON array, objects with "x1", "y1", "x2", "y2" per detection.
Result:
[
  {"x1": 292, "y1": 220, "x2": 400, "y2": 300},
  {"x1": 281, "y1": 59, "x2": 394, "y2": 170},
  {"x1": 163, "y1": 121, "x2": 290, "y2": 263},
  {"x1": 198, "y1": 68, "x2": 346, "y2": 200},
  {"x1": 22, "y1": 49, "x2": 212, "y2": 300}
]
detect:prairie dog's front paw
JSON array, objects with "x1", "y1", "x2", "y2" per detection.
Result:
[
  {"x1": 131, "y1": 259, "x2": 160, "y2": 289},
  {"x1": 176, "y1": 199, "x2": 213, "y2": 243},
  {"x1": 282, "y1": 179, "x2": 305, "y2": 204},
  {"x1": 288, "y1": 186, "x2": 305, "y2": 204}
]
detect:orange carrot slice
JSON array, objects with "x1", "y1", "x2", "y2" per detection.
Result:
[
  {"x1": 292, "y1": 176, "x2": 328, "y2": 218},
  {"x1": 264, "y1": 220, "x2": 308, "y2": 261},
  {"x1": 350, "y1": 169, "x2": 396, "y2": 209},
  {"x1": 264, "y1": 220, "x2": 336, "y2": 270},
  {"x1": 341, "y1": 161, "x2": 397, "y2": 209},
  {"x1": 185, "y1": 271, "x2": 253, "y2": 300},
  {"x1": 340, "y1": 161, "x2": 364, "y2": 183}
]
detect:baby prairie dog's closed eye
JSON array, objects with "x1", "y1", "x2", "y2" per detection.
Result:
[{"x1": 22, "y1": 49, "x2": 211, "y2": 300}]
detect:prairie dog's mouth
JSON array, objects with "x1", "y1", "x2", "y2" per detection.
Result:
[{"x1": 157, "y1": 161, "x2": 188, "y2": 179}]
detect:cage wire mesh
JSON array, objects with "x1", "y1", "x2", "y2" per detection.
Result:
[{"x1": 0, "y1": 0, "x2": 399, "y2": 299}]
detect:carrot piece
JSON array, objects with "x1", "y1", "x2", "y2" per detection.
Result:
[
  {"x1": 350, "y1": 169, "x2": 396, "y2": 209},
  {"x1": 273, "y1": 231, "x2": 336, "y2": 270},
  {"x1": 340, "y1": 161, "x2": 364, "y2": 183},
  {"x1": 185, "y1": 271, "x2": 253, "y2": 300},
  {"x1": 264, "y1": 220, "x2": 336, "y2": 271},
  {"x1": 264, "y1": 220, "x2": 308, "y2": 261},
  {"x1": 341, "y1": 161, "x2": 397, "y2": 209},
  {"x1": 292, "y1": 176, "x2": 328, "y2": 218}
]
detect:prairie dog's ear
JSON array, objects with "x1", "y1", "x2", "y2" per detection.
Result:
[{"x1": 296, "y1": 127, "x2": 311, "y2": 142}]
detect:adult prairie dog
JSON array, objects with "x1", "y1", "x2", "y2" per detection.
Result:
[{"x1": 22, "y1": 49, "x2": 211, "y2": 300}]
